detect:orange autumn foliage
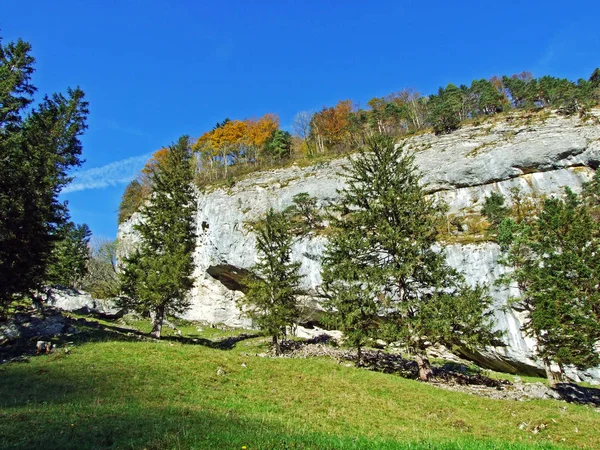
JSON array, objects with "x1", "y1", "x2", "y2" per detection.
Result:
[{"x1": 192, "y1": 113, "x2": 280, "y2": 164}]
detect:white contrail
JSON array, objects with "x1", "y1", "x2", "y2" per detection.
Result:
[{"x1": 63, "y1": 153, "x2": 152, "y2": 194}]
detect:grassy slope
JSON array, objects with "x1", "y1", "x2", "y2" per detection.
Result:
[{"x1": 0, "y1": 328, "x2": 599, "y2": 450}]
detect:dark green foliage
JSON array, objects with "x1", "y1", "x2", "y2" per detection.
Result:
[
  {"x1": 0, "y1": 38, "x2": 35, "y2": 127},
  {"x1": 498, "y1": 189, "x2": 600, "y2": 384},
  {"x1": 590, "y1": 68, "x2": 600, "y2": 88},
  {"x1": 321, "y1": 231, "x2": 380, "y2": 364},
  {"x1": 428, "y1": 85, "x2": 462, "y2": 134},
  {"x1": 322, "y1": 135, "x2": 499, "y2": 377},
  {"x1": 237, "y1": 208, "x2": 303, "y2": 355},
  {"x1": 46, "y1": 222, "x2": 91, "y2": 287},
  {"x1": 0, "y1": 37, "x2": 88, "y2": 312},
  {"x1": 284, "y1": 192, "x2": 323, "y2": 234},
  {"x1": 118, "y1": 179, "x2": 144, "y2": 223},
  {"x1": 120, "y1": 136, "x2": 197, "y2": 338},
  {"x1": 81, "y1": 239, "x2": 120, "y2": 299},
  {"x1": 213, "y1": 117, "x2": 230, "y2": 130},
  {"x1": 470, "y1": 79, "x2": 505, "y2": 115},
  {"x1": 264, "y1": 129, "x2": 292, "y2": 159},
  {"x1": 482, "y1": 192, "x2": 509, "y2": 231}
]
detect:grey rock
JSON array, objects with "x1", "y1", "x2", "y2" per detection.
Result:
[
  {"x1": 1, "y1": 309, "x2": 67, "y2": 341},
  {"x1": 46, "y1": 287, "x2": 123, "y2": 317},
  {"x1": 118, "y1": 110, "x2": 600, "y2": 380}
]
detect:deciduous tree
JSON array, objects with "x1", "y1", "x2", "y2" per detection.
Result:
[{"x1": 81, "y1": 238, "x2": 120, "y2": 299}]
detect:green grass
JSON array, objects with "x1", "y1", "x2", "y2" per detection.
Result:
[{"x1": 0, "y1": 321, "x2": 599, "y2": 449}]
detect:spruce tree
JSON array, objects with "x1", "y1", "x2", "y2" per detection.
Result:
[
  {"x1": 499, "y1": 189, "x2": 600, "y2": 385},
  {"x1": 46, "y1": 222, "x2": 91, "y2": 288},
  {"x1": 237, "y1": 208, "x2": 303, "y2": 355},
  {"x1": 322, "y1": 135, "x2": 499, "y2": 380},
  {"x1": 482, "y1": 192, "x2": 509, "y2": 233},
  {"x1": 0, "y1": 37, "x2": 88, "y2": 313},
  {"x1": 120, "y1": 136, "x2": 197, "y2": 338}
]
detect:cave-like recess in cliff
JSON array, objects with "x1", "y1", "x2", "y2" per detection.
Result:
[{"x1": 206, "y1": 264, "x2": 254, "y2": 293}]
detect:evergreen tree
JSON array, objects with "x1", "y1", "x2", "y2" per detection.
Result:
[
  {"x1": 264, "y1": 129, "x2": 292, "y2": 159},
  {"x1": 499, "y1": 189, "x2": 600, "y2": 385},
  {"x1": 482, "y1": 192, "x2": 509, "y2": 232},
  {"x1": 322, "y1": 135, "x2": 499, "y2": 380},
  {"x1": 471, "y1": 79, "x2": 505, "y2": 115},
  {"x1": 46, "y1": 222, "x2": 91, "y2": 288},
  {"x1": 119, "y1": 179, "x2": 145, "y2": 223},
  {"x1": 321, "y1": 230, "x2": 380, "y2": 365},
  {"x1": 120, "y1": 136, "x2": 197, "y2": 338},
  {"x1": 0, "y1": 37, "x2": 88, "y2": 313},
  {"x1": 237, "y1": 208, "x2": 303, "y2": 355},
  {"x1": 428, "y1": 85, "x2": 461, "y2": 135},
  {"x1": 284, "y1": 192, "x2": 323, "y2": 234},
  {"x1": 589, "y1": 68, "x2": 600, "y2": 89}
]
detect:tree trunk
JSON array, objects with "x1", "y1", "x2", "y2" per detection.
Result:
[
  {"x1": 543, "y1": 357, "x2": 562, "y2": 387},
  {"x1": 272, "y1": 334, "x2": 281, "y2": 356},
  {"x1": 415, "y1": 353, "x2": 433, "y2": 381},
  {"x1": 151, "y1": 304, "x2": 165, "y2": 339},
  {"x1": 357, "y1": 345, "x2": 362, "y2": 366}
]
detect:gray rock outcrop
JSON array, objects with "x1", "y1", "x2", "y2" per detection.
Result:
[
  {"x1": 118, "y1": 110, "x2": 600, "y2": 381},
  {"x1": 46, "y1": 287, "x2": 123, "y2": 317}
]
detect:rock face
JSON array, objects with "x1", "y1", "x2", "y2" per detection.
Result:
[
  {"x1": 0, "y1": 308, "x2": 69, "y2": 342},
  {"x1": 118, "y1": 110, "x2": 600, "y2": 381},
  {"x1": 45, "y1": 287, "x2": 123, "y2": 317}
]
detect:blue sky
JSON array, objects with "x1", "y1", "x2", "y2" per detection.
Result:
[{"x1": 2, "y1": 0, "x2": 599, "y2": 239}]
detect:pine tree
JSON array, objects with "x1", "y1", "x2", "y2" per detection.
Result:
[
  {"x1": 264, "y1": 129, "x2": 292, "y2": 160},
  {"x1": 120, "y1": 136, "x2": 197, "y2": 338},
  {"x1": 237, "y1": 208, "x2": 303, "y2": 355},
  {"x1": 482, "y1": 192, "x2": 509, "y2": 232},
  {"x1": 0, "y1": 37, "x2": 88, "y2": 314},
  {"x1": 321, "y1": 231, "x2": 380, "y2": 365},
  {"x1": 322, "y1": 135, "x2": 499, "y2": 380},
  {"x1": 498, "y1": 189, "x2": 600, "y2": 385},
  {"x1": 46, "y1": 222, "x2": 91, "y2": 288},
  {"x1": 284, "y1": 192, "x2": 323, "y2": 235},
  {"x1": 428, "y1": 86, "x2": 461, "y2": 135}
]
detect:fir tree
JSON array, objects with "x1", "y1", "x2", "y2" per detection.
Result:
[
  {"x1": 120, "y1": 136, "x2": 197, "y2": 338},
  {"x1": 237, "y1": 208, "x2": 303, "y2": 355},
  {"x1": 46, "y1": 222, "x2": 91, "y2": 288},
  {"x1": 264, "y1": 129, "x2": 292, "y2": 160},
  {"x1": 482, "y1": 192, "x2": 509, "y2": 232},
  {"x1": 322, "y1": 135, "x2": 499, "y2": 380},
  {"x1": 0, "y1": 37, "x2": 88, "y2": 314},
  {"x1": 284, "y1": 192, "x2": 323, "y2": 235},
  {"x1": 498, "y1": 189, "x2": 600, "y2": 385},
  {"x1": 428, "y1": 85, "x2": 461, "y2": 135}
]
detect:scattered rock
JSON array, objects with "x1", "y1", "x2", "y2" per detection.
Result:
[
  {"x1": 35, "y1": 341, "x2": 53, "y2": 354},
  {"x1": 216, "y1": 367, "x2": 226, "y2": 376}
]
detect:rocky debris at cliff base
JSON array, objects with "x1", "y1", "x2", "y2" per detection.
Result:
[{"x1": 256, "y1": 336, "x2": 600, "y2": 405}]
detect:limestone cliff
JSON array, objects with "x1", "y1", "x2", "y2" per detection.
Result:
[{"x1": 118, "y1": 110, "x2": 600, "y2": 382}]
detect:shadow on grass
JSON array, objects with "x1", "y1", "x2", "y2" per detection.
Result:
[
  {"x1": 553, "y1": 383, "x2": 600, "y2": 407},
  {"x1": 1, "y1": 313, "x2": 260, "y2": 366},
  {"x1": 0, "y1": 363, "x2": 559, "y2": 450},
  {"x1": 89, "y1": 321, "x2": 261, "y2": 350}
]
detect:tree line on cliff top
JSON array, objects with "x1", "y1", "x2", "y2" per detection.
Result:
[{"x1": 119, "y1": 68, "x2": 600, "y2": 223}]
